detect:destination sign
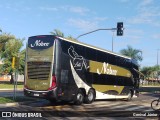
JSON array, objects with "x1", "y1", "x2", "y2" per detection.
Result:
[{"x1": 28, "y1": 35, "x2": 55, "y2": 49}]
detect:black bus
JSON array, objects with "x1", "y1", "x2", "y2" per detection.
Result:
[{"x1": 24, "y1": 35, "x2": 139, "y2": 105}]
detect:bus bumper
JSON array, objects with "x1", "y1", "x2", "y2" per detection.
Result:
[{"x1": 24, "y1": 88, "x2": 57, "y2": 100}]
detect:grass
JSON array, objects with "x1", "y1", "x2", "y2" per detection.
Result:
[
  {"x1": 0, "y1": 81, "x2": 24, "y2": 89},
  {"x1": 0, "y1": 96, "x2": 38, "y2": 104},
  {"x1": 0, "y1": 81, "x2": 39, "y2": 104}
]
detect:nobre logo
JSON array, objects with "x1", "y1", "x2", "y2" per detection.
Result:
[{"x1": 31, "y1": 40, "x2": 50, "y2": 47}]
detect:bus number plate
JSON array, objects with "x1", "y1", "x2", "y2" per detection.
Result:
[{"x1": 33, "y1": 93, "x2": 39, "y2": 96}]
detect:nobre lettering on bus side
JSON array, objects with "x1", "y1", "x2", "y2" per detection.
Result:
[
  {"x1": 97, "y1": 62, "x2": 118, "y2": 75},
  {"x1": 31, "y1": 40, "x2": 49, "y2": 47}
]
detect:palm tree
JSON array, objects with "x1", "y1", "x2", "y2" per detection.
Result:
[
  {"x1": 50, "y1": 29, "x2": 77, "y2": 41},
  {"x1": 50, "y1": 29, "x2": 64, "y2": 37},
  {"x1": 141, "y1": 66, "x2": 154, "y2": 78},
  {"x1": 120, "y1": 45, "x2": 143, "y2": 62},
  {"x1": 67, "y1": 35, "x2": 77, "y2": 41}
]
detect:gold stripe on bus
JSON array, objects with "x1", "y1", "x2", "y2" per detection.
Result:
[
  {"x1": 92, "y1": 84, "x2": 124, "y2": 94},
  {"x1": 89, "y1": 60, "x2": 131, "y2": 77}
]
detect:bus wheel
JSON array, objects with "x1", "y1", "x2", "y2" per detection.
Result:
[
  {"x1": 74, "y1": 89, "x2": 84, "y2": 105},
  {"x1": 127, "y1": 90, "x2": 133, "y2": 101},
  {"x1": 84, "y1": 89, "x2": 95, "y2": 104}
]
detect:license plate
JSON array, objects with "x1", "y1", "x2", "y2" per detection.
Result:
[{"x1": 33, "y1": 93, "x2": 39, "y2": 96}]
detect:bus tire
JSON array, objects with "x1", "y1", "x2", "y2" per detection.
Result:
[
  {"x1": 74, "y1": 89, "x2": 84, "y2": 105},
  {"x1": 84, "y1": 89, "x2": 95, "y2": 104},
  {"x1": 126, "y1": 90, "x2": 133, "y2": 101}
]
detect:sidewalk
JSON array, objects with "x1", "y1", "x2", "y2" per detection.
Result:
[{"x1": 0, "y1": 102, "x2": 19, "y2": 107}]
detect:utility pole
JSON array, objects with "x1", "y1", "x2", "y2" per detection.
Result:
[
  {"x1": 157, "y1": 49, "x2": 160, "y2": 66},
  {"x1": 112, "y1": 30, "x2": 115, "y2": 52},
  {"x1": 157, "y1": 49, "x2": 160, "y2": 81},
  {"x1": 12, "y1": 55, "x2": 20, "y2": 100}
]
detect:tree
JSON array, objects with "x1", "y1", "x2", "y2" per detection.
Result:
[
  {"x1": 50, "y1": 29, "x2": 77, "y2": 41},
  {"x1": 120, "y1": 45, "x2": 143, "y2": 62},
  {"x1": 18, "y1": 49, "x2": 26, "y2": 75},
  {"x1": 0, "y1": 34, "x2": 25, "y2": 83},
  {"x1": 141, "y1": 66, "x2": 154, "y2": 78},
  {"x1": 141, "y1": 65, "x2": 160, "y2": 80},
  {"x1": 0, "y1": 33, "x2": 15, "y2": 52},
  {"x1": 67, "y1": 35, "x2": 77, "y2": 41},
  {"x1": 50, "y1": 29, "x2": 64, "y2": 37}
]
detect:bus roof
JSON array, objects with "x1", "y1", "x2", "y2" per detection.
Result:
[
  {"x1": 57, "y1": 36, "x2": 131, "y2": 60},
  {"x1": 28, "y1": 35, "x2": 131, "y2": 60}
]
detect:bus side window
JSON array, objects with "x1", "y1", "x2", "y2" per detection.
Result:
[{"x1": 61, "y1": 70, "x2": 68, "y2": 83}]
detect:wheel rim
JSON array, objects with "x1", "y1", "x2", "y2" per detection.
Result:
[
  {"x1": 88, "y1": 92, "x2": 93, "y2": 101},
  {"x1": 77, "y1": 93, "x2": 83, "y2": 102},
  {"x1": 128, "y1": 91, "x2": 131, "y2": 100}
]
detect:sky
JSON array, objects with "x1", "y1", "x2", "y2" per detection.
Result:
[{"x1": 0, "y1": 0, "x2": 160, "y2": 67}]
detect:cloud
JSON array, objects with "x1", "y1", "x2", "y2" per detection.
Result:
[
  {"x1": 39, "y1": 7, "x2": 58, "y2": 11},
  {"x1": 69, "y1": 6, "x2": 90, "y2": 15},
  {"x1": 39, "y1": 5, "x2": 90, "y2": 15},
  {"x1": 138, "y1": 0, "x2": 153, "y2": 7},
  {"x1": 68, "y1": 18, "x2": 99, "y2": 31},
  {"x1": 125, "y1": 28, "x2": 144, "y2": 36},
  {"x1": 119, "y1": 0, "x2": 130, "y2": 3},
  {"x1": 152, "y1": 34, "x2": 160, "y2": 39},
  {"x1": 127, "y1": 0, "x2": 160, "y2": 27},
  {"x1": 94, "y1": 17, "x2": 108, "y2": 21},
  {"x1": 117, "y1": 28, "x2": 144, "y2": 47}
]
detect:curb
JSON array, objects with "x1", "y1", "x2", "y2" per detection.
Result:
[
  {"x1": 0, "y1": 100, "x2": 40, "y2": 107},
  {"x1": 0, "y1": 102, "x2": 19, "y2": 107}
]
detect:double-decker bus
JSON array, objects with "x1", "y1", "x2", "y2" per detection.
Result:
[{"x1": 24, "y1": 35, "x2": 140, "y2": 105}]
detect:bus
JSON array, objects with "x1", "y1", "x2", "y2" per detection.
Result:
[{"x1": 24, "y1": 35, "x2": 140, "y2": 105}]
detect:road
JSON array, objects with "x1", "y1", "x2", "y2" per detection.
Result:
[
  {"x1": 0, "y1": 90, "x2": 23, "y2": 97},
  {"x1": 0, "y1": 91, "x2": 159, "y2": 119}
]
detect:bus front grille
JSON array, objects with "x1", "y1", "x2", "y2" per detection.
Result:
[{"x1": 27, "y1": 62, "x2": 51, "y2": 80}]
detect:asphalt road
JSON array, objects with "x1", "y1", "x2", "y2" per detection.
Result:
[
  {"x1": 0, "y1": 91, "x2": 159, "y2": 119},
  {"x1": 0, "y1": 90, "x2": 24, "y2": 97}
]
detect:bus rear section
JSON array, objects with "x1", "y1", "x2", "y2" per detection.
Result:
[{"x1": 24, "y1": 35, "x2": 57, "y2": 100}]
